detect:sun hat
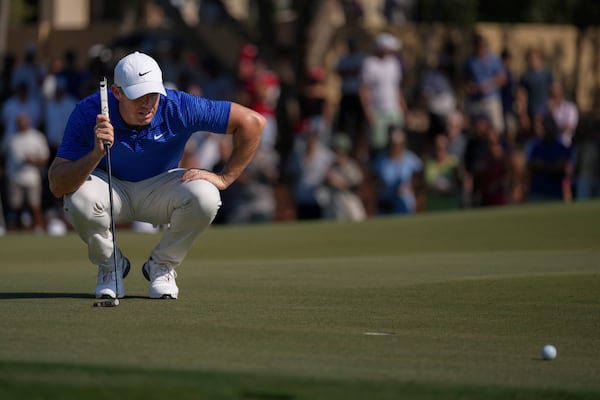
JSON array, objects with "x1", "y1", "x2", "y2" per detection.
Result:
[
  {"x1": 375, "y1": 33, "x2": 401, "y2": 51},
  {"x1": 114, "y1": 51, "x2": 166, "y2": 99}
]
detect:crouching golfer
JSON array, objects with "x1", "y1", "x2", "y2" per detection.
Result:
[{"x1": 49, "y1": 52, "x2": 265, "y2": 299}]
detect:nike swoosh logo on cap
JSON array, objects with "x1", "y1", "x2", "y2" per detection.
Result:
[{"x1": 139, "y1": 70, "x2": 152, "y2": 76}]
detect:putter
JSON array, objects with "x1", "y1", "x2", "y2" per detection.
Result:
[{"x1": 93, "y1": 77, "x2": 120, "y2": 307}]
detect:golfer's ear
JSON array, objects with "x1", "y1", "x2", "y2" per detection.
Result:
[{"x1": 111, "y1": 85, "x2": 122, "y2": 100}]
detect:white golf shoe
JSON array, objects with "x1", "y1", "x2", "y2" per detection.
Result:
[
  {"x1": 95, "y1": 256, "x2": 130, "y2": 299},
  {"x1": 142, "y1": 259, "x2": 179, "y2": 299}
]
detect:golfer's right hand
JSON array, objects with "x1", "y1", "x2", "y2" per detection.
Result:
[
  {"x1": 181, "y1": 168, "x2": 229, "y2": 190},
  {"x1": 95, "y1": 114, "x2": 114, "y2": 153}
]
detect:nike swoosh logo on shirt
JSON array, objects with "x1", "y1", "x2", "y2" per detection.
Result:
[
  {"x1": 154, "y1": 132, "x2": 165, "y2": 140},
  {"x1": 139, "y1": 70, "x2": 152, "y2": 76}
]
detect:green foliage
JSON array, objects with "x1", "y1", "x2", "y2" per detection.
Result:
[
  {"x1": 415, "y1": 0, "x2": 479, "y2": 26},
  {"x1": 414, "y1": 0, "x2": 600, "y2": 26},
  {"x1": 7, "y1": 0, "x2": 37, "y2": 26}
]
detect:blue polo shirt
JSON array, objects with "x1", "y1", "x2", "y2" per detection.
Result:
[
  {"x1": 465, "y1": 53, "x2": 505, "y2": 99},
  {"x1": 58, "y1": 89, "x2": 231, "y2": 182}
]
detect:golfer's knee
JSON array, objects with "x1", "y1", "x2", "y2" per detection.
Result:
[
  {"x1": 64, "y1": 188, "x2": 101, "y2": 217},
  {"x1": 187, "y1": 180, "x2": 222, "y2": 221}
]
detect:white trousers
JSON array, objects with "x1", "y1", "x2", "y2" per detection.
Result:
[
  {"x1": 64, "y1": 169, "x2": 221, "y2": 270},
  {"x1": 465, "y1": 95, "x2": 505, "y2": 134}
]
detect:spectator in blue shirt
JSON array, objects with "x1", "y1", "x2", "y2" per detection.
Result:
[
  {"x1": 48, "y1": 52, "x2": 266, "y2": 300},
  {"x1": 527, "y1": 114, "x2": 572, "y2": 202},
  {"x1": 519, "y1": 47, "x2": 553, "y2": 120},
  {"x1": 463, "y1": 33, "x2": 506, "y2": 134},
  {"x1": 372, "y1": 126, "x2": 423, "y2": 214}
]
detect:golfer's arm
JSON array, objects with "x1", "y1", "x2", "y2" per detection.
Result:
[
  {"x1": 48, "y1": 153, "x2": 104, "y2": 198},
  {"x1": 221, "y1": 103, "x2": 266, "y2": 187}
]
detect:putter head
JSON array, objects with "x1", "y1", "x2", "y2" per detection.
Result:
[{"x1": 93, "y1": 298, "x2": 119, "y2": 307}]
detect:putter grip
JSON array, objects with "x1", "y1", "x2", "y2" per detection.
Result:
[
  {"x1": 99, "y1": 77, "x2": 111, "y2": 149},
  {"x1": 100, "y1": 77, "x2": 109, "y2": 117}
]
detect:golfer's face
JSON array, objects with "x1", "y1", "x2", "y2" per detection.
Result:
[{"x1": 120, "y1": 92, "x2": 160, "y2": 126}]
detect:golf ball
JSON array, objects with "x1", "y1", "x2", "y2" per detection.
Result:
[{"x1": 541, "y1": 344, "x2": 557, "y2": 360}]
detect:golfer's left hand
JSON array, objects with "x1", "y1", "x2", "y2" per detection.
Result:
[{"x1": 181, "y1": 168, "x2": 229, "y2": 190}]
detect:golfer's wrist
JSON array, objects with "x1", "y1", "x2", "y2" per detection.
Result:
[{"x1": 92, "y1": 146, "x2": 107, "y2": 160}]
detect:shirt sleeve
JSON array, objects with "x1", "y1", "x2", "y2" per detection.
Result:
[
  {"x1": 176, "y1": 91, "x2": 231, "y2": 134},
  {"x1": 492, "y1": 56, "x2": 506, "y2": 78},
  {"x1": 412, "y1": 153, "x2": 424, "y2": 173},
  {"x1": 360, "y1": 58, "x2": 373, "y2": 85},
  {"x1": 37, "y1": 132, "x2": 50, "y2": 160},
  {"x1": 56, "y1": 101, "x2": 95, "y2": 161}
]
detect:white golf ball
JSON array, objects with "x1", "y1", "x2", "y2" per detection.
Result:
[{"x1": 541, "y1": 344, "x2": 557, "y2": 360}]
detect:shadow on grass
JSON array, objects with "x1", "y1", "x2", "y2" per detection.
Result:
[
  {"x1": 0, "y1": 293, "x2": 148, "y2": 300},
  {"x1": 1, "y1": 359, "x2": 598, "y2": 400},
  {"x1": 0, "y1": 292, "x2": 93, "y2": 300},
  {"x1": 241, "y1": 391, "x2": 294, "y2": 400}
]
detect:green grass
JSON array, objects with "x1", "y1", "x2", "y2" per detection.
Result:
[{"x1": 1, "y1": 201, "x2": 599, "y2": 399}]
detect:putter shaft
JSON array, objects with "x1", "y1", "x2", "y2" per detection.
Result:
[{"x1": 99, "y1": 76, "x2": 120, "y2": 304}]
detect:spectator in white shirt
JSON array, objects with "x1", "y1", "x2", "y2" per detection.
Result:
[
  {"x1": 4, "y1": 113, "x2": 50, "y2": 231},
  {"x1": 360, "y1": 32, "x2": 407, "y2": 158},
  {"x1": 548, "y1": 81, "x2": 578, "y2": 148}
]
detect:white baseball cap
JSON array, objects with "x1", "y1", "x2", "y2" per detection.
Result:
[
  {"x1": 114, "y1": 51, "x2": 166, "y2": 99},
  {"x1": 375, "y1": 33, "x2": 401, "y2": 51}
]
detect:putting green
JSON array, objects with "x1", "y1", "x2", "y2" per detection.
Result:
[{"x1": 1, "y1": 201, "x2": 599, "y2": 399}]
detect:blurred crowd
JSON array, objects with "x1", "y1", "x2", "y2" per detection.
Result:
[{"x1": 1, "y1": 27, "x2": 600, "y2": 236}]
